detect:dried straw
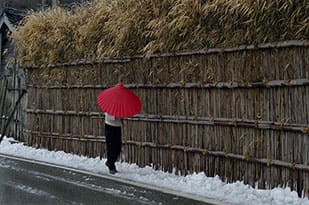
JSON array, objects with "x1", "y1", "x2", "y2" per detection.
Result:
[{"x1": 12, "y1": 0, "x2": 309, "y2": 67}]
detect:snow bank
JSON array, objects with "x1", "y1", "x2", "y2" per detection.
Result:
[{"x1": 0, "y1": 137, "x2": 308, "y2": 205}]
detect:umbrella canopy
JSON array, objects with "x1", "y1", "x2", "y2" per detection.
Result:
[{"x1": 97, "y1": 83, "x2": 142, "y2": 118}]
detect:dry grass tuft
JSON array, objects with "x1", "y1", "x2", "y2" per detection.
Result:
[{"x1": 12, "y1": 0, "x2": 309, "y2": 67}]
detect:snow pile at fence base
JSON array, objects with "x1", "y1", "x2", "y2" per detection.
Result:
[{"x1": 0, "y1": 137, "x2": 308, "y2": 205}]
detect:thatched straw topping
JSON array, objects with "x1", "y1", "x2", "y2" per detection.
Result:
[{"x1": 12, "y1": 0, "x2": 309, "y2": 68}]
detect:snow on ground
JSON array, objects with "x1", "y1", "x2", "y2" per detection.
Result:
[{"x1": 0, "y1": 137, "x2": 308, "y2": 205}]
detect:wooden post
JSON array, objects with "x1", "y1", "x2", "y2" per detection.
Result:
[
  {"x1": 52, "y1": 0, "x2": 58, "y2": 8},
  {"x1": 0, "y1": 32, "x2": 2, "y2": 74},
  {"x1": 0, "y1": 79, "x2": 8, "y2": 132},
  {"x1": 41, "y1": 0, "x2": 57, "y2": 10},
  {"x1": 41, "y1": 0, "x2": 45, "y2": 11}
]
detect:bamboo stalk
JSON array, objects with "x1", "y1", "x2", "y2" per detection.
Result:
[
  {"x1": 128, "y1": 115, "x2": 309, "y2": 133},
  {"x1": 25, "y1": 109, "x2": 309, "y2": 133},
  {"x1": 24, "y1": 129, "x2": 105, "y2": 141},
  {"x1": 28, "y1": 78, "x2": 309, "y2": 89}
]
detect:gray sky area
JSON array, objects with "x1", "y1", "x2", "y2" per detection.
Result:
[{"x1": 1, "y1": 0, "x2": 87, "y2": 10}]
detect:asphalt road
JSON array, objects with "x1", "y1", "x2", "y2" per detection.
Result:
[{"x1": 0, "y1": 156, "x2": 213, "y2": 205}]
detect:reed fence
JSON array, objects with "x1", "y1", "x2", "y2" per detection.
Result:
[
  {"x1": 24, "y1": 40, "x2": 309, "y2": 197},
  {"x1": 0, "y1": 76, "x2": 25, "y2": 140}
]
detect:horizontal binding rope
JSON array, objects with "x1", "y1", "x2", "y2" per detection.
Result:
[
  {"x1": 27, "y1": 78, "x2": 309, "y2": 89},
  {"x1": 25, "y1": 109, "x2": 309, "y2": 133},
  {"x1": 24, "y1": 129, "x2": 105, "y2": 142},
  {"x1": 129, "y1": 114, "x2": 309, "y2": 133},
  {"x1": 124, "y1": 140, "x2": 309, "y2": 172},
  {"x1": 27, "y1": 40, "x2": 309, "y2": 69},
  {"x1": 26, "y1": 109, "x2": 101, "y2": 117}
]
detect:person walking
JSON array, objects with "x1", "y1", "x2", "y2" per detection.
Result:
[
  {"x1": 104, "y1": 112, "x2": 122, "y2": 174},
  {"x1": 97, "y1": 82, "x2": 142, "y2": 174}
]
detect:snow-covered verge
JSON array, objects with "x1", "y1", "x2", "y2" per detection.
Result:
[{"x1": 0, "y1": 137, "x2": 308, "y2": 205}]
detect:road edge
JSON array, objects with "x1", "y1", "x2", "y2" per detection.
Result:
[{"x1": 0, "y1": 153, "x2": 229, "y2": 205}]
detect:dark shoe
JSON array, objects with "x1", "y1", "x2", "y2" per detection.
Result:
[
  {"x1": 109, "y1": 169, "x2": 118, "y2": 174},
  {"x1": 106, "y1": 161, "x2": 118, "y2": 174}
]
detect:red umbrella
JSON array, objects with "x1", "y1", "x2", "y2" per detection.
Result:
[{"x1": 97, "y1": 82, "x2": 142, "y2": 118}]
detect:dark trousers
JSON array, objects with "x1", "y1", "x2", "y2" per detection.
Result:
[{"x1": 105, "y1": 123, "x2": 122, "y2": 170}]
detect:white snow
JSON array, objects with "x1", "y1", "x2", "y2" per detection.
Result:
[{"x1": 0, "y1": 137, "x2": 308, "y2": 205}]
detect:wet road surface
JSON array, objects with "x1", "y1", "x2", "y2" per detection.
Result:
[{"x1": 0, "y1": 156, "x2": 213, "y2": 205}]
